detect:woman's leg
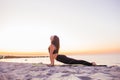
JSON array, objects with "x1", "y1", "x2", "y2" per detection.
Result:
[
  {"x1": 56, "y1": 55, "x2": 73, "y2": 64},
  {"x1": 56, "y1": 55, "x2": 93, "y2": 66},
  {"x1": 68, "y1": 59, "x2": 93, "y2": 66}
]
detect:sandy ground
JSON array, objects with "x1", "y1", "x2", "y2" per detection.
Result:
[{"x1": 0, "y1": 62, "x2": 120, "y2": 80}]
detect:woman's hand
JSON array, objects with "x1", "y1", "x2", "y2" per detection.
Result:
[{"x1": 47, "y1": 64, "x2": 54, "y2": 67}]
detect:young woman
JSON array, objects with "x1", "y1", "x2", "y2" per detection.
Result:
[{"x1": 48, "y1": 35, "x2": 96, "y2": 66}]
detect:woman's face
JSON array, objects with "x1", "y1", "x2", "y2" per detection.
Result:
[{"x1": 50, "y1": 36, "x2": 54, "y2": 42}]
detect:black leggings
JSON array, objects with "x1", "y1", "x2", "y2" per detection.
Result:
[{"x1": 56, "y1": 55, "x2": 93, "y2": 66}]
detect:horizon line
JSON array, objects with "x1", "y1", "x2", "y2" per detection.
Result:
[{"x1": 0, "y1": 49, "x2": 120, "y2": 56}]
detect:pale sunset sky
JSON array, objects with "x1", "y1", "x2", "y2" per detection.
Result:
[{"x1": 0, "y1": 0, "x2": 120, "y2": 55}]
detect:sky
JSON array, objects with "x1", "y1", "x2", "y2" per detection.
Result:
[{"x1": 0, "y1": 0, "x2": 120, "y2": 54}]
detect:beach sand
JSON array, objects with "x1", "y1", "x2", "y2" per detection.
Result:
[{"x1": 0, "y1": 62, "x2": 120, "y2": 80}]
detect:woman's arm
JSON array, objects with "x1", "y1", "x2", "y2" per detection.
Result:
[{"x1": 49, "y1": 45, "x2": 55, "y2": 65}]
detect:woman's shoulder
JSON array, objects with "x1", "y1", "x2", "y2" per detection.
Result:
[{"x1": 50, "y1": 44, "x2": 56, "y2": 49}]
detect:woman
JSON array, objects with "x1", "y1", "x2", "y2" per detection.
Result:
[{"x1": 48, "y1": 35, "x2": 96, "y2": 66}]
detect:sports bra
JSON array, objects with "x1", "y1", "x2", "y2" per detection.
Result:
[{"x1": 48, "y1": 47, "x2": 58, "y2": 54}]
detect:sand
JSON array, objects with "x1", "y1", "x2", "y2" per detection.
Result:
[{"x1": 0, "y1": 62, "x2": 120, "y2": 80}]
